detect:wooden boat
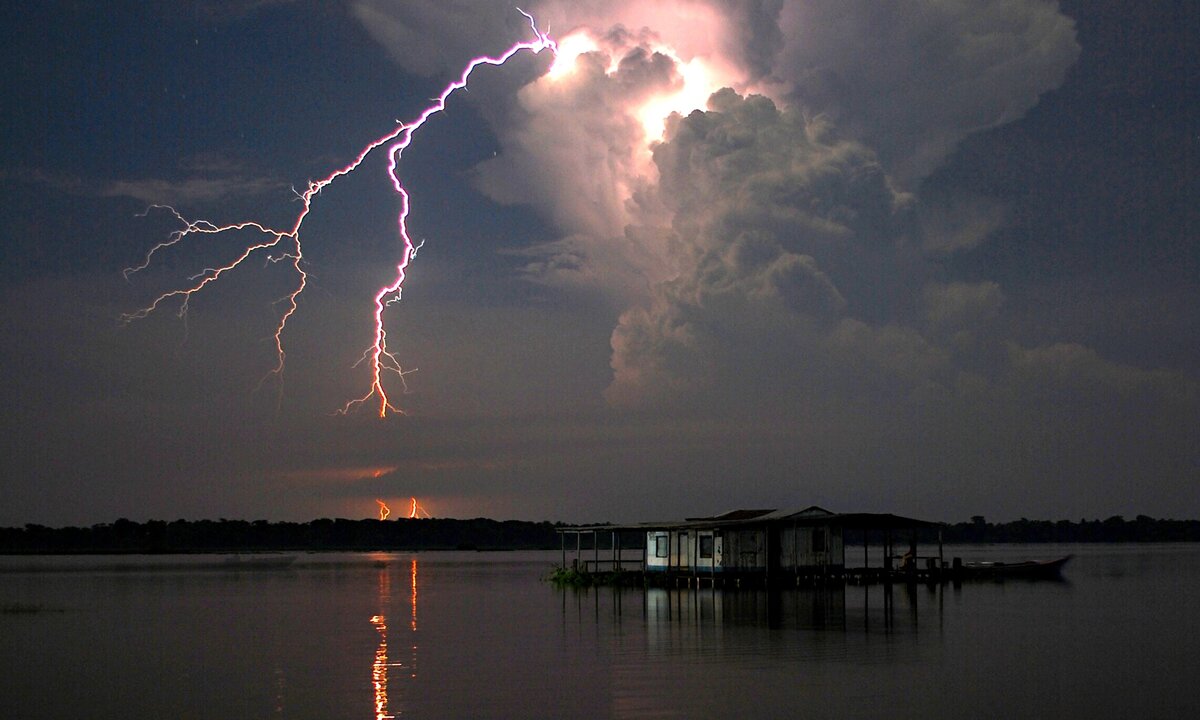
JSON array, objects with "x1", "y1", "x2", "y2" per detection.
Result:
[{"x1": 959, "y1": 554, "x2": 1071, "y2": 579}]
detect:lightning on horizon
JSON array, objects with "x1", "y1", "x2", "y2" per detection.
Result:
[
  {"x1": 122, "y1": 11, "x2": 556, "y2": 417},
  {"x1": 408, "y1": 497, "x2": 431, "y2": 519}
]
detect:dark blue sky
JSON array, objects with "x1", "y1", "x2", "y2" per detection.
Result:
[
  {"x1": 928, "y1": 0, "x2": 1197, "y2": 371},
  {"x1": 1, "y1": 1, "x2": 1195, "y2": 526}
]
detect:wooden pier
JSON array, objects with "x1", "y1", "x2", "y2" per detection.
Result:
[{"x1": 558, "y1": 561, "x2": 960, "y2": 589}]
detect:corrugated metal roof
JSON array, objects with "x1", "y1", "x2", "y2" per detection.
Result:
[
  {"x1": 684, "y1": 508, "x2": 774, "y2": 522},
  {"x1": 558, "y1": 507, "x2": 936, "y2": 533}
]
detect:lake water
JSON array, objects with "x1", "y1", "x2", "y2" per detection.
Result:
[{"x1": 2, "y1": 544, "x2": 1198, "y2": 719}]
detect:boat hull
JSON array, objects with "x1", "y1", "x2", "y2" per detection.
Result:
[{"x1": 959, "y1": 554, "x2": 1071, "y2": 579}]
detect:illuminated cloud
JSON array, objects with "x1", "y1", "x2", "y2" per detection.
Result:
[
  {"x1": 341, "y1": 0, "x2": 1192, "y2": 519},
  {"x1": 921, "y1": 281, "x2": 1004, "y2": 336},
  {"x1": 352, "y1": 0, "x2": 778, "y2": 299},
  {"x1": 605, "y1": 89, "x2": 921, "y2": 405},
  {"x1": 275, "y1": 465, "x2": 400, "y2": 484},
  {"x1": 351, "y1": 0, "x2": 524, "y2": 77},
  {"x1": 918, "y1": 195, "x2": 1007, "y2": 255},
  {"x1": 99, "y1": 175, "x2": 284, "y2": 206},
  {"x1": 775, "y1": 0, "x2": 1080, "y2": 184},
  {"x1": 5, "y1": 0, "x2": 1194, "y2": 528},
  {"x1": 473, "y1": 26, "x2": 739, "y2": 297},
  {"x1": 350, "y1": 0, "x2": 1077, "y2": 303},
  {"x1": 1008, "y1": 343, "x2": 1197, "y2": 399},
  {"x1": 19, "y1": 162, "x2": 285, "y2": 207}
]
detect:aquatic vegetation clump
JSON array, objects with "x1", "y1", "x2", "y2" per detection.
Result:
[{"x1": 546, "y1": 566, "x2": 596, "y2": 587}]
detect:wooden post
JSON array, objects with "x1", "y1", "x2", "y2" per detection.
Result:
[
  {"x1": 691, "y1": 531, "x2": 697, "y2": 586},
  {"x1": 839, "y1": 524, "x2": 846, "y2": 577},
  {"x1": 792, "y1": 522, "x2": 798, "y2": 577},
  {"x1": 575, "y1": 531, "x2": 581, "y2": 571},
  {"x1": 593, "y1": 530, "x2": 599, "y2": 572},
  {"x1": 765, "y1": 526, "x2": 770, "y2": 585},
  {"x1": 908, "y1": 530, "x2": 917, "y2": 577},
  {"x1": 641, "y1": 532, "x2": 649, "y2": 576},
  {"x1": 560, "y1": 531, "x2": 565, "y2": 569},
  {"x1": 613, "y1": 531, "x2": 620, "y2": 572},
  {"x1": 884, "y1": 529, "x2": 892, "y2": 572},
  {"x1": 938, "y1": 528, "x2": 944, "y2": 570},
  {"x1": 884, "y1": 580, "x2": 893, "y2": 628}
]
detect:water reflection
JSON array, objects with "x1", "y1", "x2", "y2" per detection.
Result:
[
  {"x1": 410, "y1": 559, "x2": 417, "y2": 634},
  {"x1": 370, "y1": 558, "x2": 419, "y2": 719},
  {"x1": 369, "y1": 614, "x2": 393, "y2": 720},
  {"x1": 566, "y1": 582, "x2": 943, "y2": 639},
  {"x1": 644, "y1": 586, "x2": 850, "y2": 630},
  {"x1": 272, "y1": 666, "x2": 287, "y2": 717}
]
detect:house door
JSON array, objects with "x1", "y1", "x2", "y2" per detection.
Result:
[{"x1": 673, "y1": 531, "x2": 690, "y2": 569}]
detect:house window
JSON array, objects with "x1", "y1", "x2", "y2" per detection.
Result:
[
  {"x1": 655, "y1": 535, "x2": 668, "y2": 558},
  {"x1": 813, "y1": 528, "x2": 826, "y2": 553},
  {"x1": 699, "y1": 535, "x2": 714, "y2": 559}
]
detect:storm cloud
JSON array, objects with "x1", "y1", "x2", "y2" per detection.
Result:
[
  {"x1": 339, "y1": 0, "x2": 1194, "y2": 520},
  {"x1": 2, "y1": 1, "x2": 1192, "y2": 526}
]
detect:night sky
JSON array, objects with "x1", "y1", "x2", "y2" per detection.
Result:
[{"x1": 1, "y1": 1, "x2": 1195, "y2": 526}]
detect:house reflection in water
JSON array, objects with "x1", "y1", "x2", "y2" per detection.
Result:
[
  {"x1": 370, "y1": 558, "x2": 419, "y2": 720},
  {"x1": 643, "y1": 585, "x2": 849, "y2": 634}
]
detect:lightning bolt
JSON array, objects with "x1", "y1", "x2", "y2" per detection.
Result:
[
  {"x1": 376, "y1": 498, "x2": 391, "y2": 521},
  {"x1": 408, "y1": 497, "x2": 431, "y2": 519},
  {"x1": 123, "y1": 11, "x2": 556, "y2": 417}
]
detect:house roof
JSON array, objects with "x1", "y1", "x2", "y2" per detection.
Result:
[
  {"x1": 559, "y1": 507, "x2": 936, "y2": 533},
  {"x1": 684, "y1": 508, "x2": 775, "y2": 522}
]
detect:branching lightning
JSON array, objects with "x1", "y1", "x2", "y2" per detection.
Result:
[{"x1": 123, "y1": 11, "x2": 556, "y2": 417}]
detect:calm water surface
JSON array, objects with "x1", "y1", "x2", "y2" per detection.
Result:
[{"x1": 2, "y1": 544, "x2": 1198, "y2": 719}]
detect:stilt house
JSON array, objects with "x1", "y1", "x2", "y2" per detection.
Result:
[{"x1": 560, "y1": 506, "x2": 939, "y2": 582}]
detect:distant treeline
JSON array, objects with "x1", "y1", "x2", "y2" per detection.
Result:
[
  {"x1": 932, "y1": 515, "x2": 1200, "y2": 544},
  {"x1": 0, "y1": 518, "x2": 563, "y2": 554},
  {"x1": 2, "y1": 514, "x2": 1199, "y2": 554}
]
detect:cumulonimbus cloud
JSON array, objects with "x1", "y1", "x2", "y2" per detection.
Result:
[{"x1": 350, "y1": 0, "x2": 1194, "y2": 431}]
